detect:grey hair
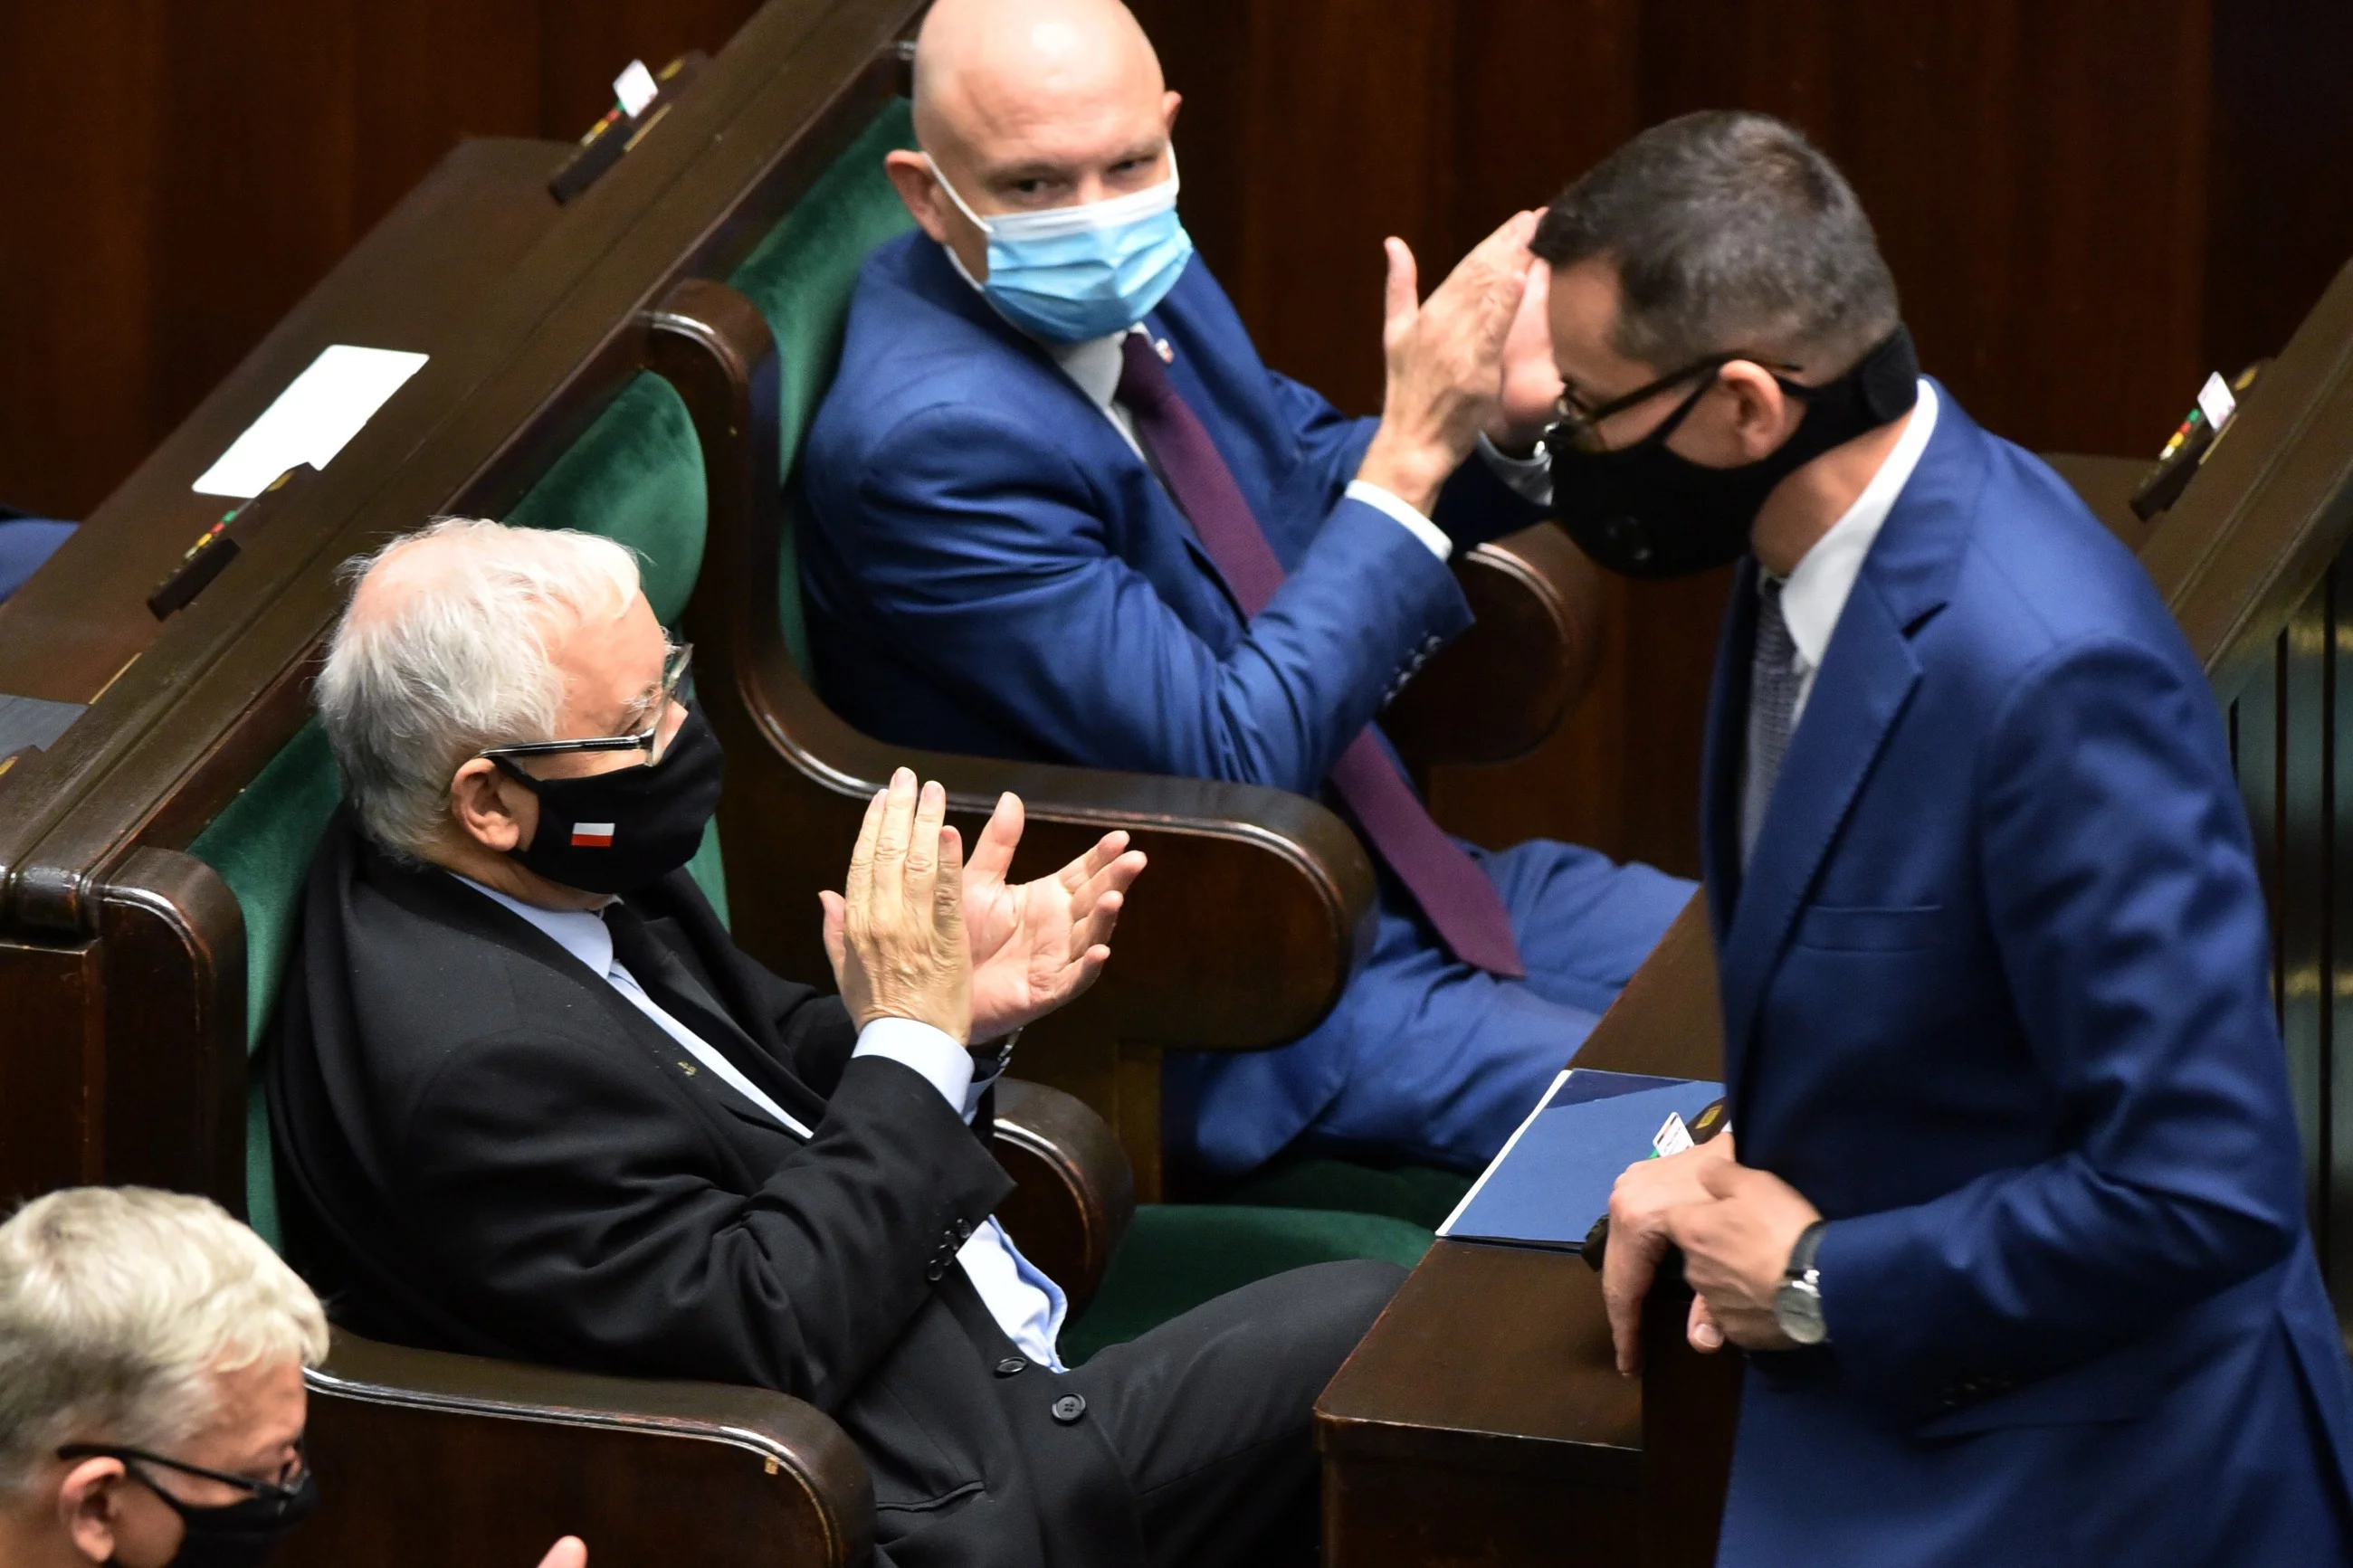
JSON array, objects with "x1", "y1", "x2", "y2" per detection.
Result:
[
  {"x1": 317, "y1": 517, "x2": 642, "y2": 858},
  {"x1": 0, "y1": 1188, "x2": 329, "y2": 1497},
  {"x1": 1531, "y1": 110, "x2": 1900, "y2": 377}
]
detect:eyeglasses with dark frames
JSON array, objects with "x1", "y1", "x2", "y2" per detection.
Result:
[
  {"x1": 56, "y1": 1439, "x2": 310, "y2": 1512},
  {"x1": 479, "y1": 641, "x2": 693, "y2": 767},
  {"x1": 1549, "y1": 351, "x2": 1806, "y2": 455}
]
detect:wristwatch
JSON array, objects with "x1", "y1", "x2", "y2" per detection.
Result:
[{"x1": 1772, "y1": 1220, "x2": 1831, "y2": 1346}]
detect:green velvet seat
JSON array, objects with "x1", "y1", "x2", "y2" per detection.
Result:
[{"x1": 186, "y1": 100, "x2": 1439, "y2": 1353}]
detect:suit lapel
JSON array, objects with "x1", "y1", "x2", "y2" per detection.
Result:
[
  {"x1": 1700, "y1": 557, "x2": 1760, "y2": 935},
  {"x1": 902, "y1": 241, "x2": 1256, "y2": 632},
  {"x1": 1714, "y1": 384, "x2": 1985, "y2": 1100},
  {"x1": 1717, "y1": 580, "x2": 1923, "y2": 1094}
]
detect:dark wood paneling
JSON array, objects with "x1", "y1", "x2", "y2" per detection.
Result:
[
  {"x1": 0, "y1": 937, "x2": 104, "y2": 1202},
  {"x1": 2233, "y1": 561, "x2": 2353, "y2": 1336},
  {"x1": 0, "y1": 0, "x2": 761, "y2": 519},
  {"x1": 2206, "y1": 0, "x2": 2353, "y2": 378}
]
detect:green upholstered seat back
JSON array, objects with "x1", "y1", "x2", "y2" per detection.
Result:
[
  {"x1": 503, "y1": 100, "x2": 919, "y2": 682},
  {"x1": 729, "y1": 100, "x2": 919, "y2": 677}
]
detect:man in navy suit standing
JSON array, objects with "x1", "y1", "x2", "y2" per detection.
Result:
[
  {"x1": 1577, "y1": 113, "x2": 2353, "y2": 1563},
  {"x1": 801, "y1": 0, "x2": 1691, "y2": 1183}
]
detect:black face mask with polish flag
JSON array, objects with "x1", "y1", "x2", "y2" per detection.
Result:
[{"x1": 491, "y1": 701, "x2": 728, "y2": 895}]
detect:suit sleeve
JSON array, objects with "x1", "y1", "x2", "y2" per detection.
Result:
[
  {"x1": 1813, "y1": 635, "x2": 2306, "y2": 1413},
  {"x1": 834, "y1": 400, "x2": 1472, "y2": 792},
  {"x1": 401, "y1": 1035, "x2": 1011, "y2": 1410},
  {"x1": 1262, "y1": 367, "x2": 1547, "y2": 548}
]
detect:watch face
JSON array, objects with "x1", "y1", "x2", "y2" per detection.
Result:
[{"x1": 1774, "y1": 1278, "x2": 1828, "y2": 1346}]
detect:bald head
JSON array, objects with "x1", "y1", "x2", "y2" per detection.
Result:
[{"x1": 886, "y1": 0, "x2": 1179, "y2": 279}]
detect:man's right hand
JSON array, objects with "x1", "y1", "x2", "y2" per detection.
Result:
[
  {"x1": 1601, "y1": 1130, "x2": 1738, "y2": 1375},
  {"x1": 821, "y1": 768, "x2": 975, "y2": 1044},
  {"x1": 1356, "y1": 209, "x2": 1541, "y2": 515},
  {"x1": 536, "y1": 1539, "x2": 586, "y2": 1568}
]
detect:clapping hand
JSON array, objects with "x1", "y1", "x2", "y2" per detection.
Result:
[
  {"x1": 960, "y1": 792, "x2": 1148, "y2": 1041},
  {"x1": 821, "y1": 769, "x2": 974, "y2": 1044},
  {"x1": 1491, "y1": 254, "x2": 1564, "y2": 451},
  {"x1": 1357, "y1": 209, "x2": 1542, "y2": 513}
]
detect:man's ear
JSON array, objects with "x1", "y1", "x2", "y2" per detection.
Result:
[
  {"x1": 1163, "y1": 90, "x2": 1183, "y2": 135},
  {"x1": 883, "y1": 150, "x2": 952, "y2": 243},
  {"x1": 60, "y1": 1458, "x2": 129, "y2": 1564},
  {"x1": 449, "y1": 757, "x2": 534, "y2": 854},
  {"x1": 1714, "y1": 361, "x2": 1801, "y2": 464}
]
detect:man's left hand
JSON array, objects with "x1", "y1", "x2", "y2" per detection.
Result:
[
  {"x1": 1488, "y1": 255, "x2": 1562, "y2": 452},
  {"x1": 962, "y1": 792, "x2": 1148, "y2": 1040},
  {"x1": 1665, "y1": 1160, "x2": 1823, "y2": 1354}
]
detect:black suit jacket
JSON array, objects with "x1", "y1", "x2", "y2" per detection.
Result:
[{"x1": 266, "y1": 814, "x2": 1142, "y2": 1567}]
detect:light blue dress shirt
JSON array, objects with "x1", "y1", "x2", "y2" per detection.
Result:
[{"x1": 454, "y1": 875, "x2": 1070, "y2": 1369}]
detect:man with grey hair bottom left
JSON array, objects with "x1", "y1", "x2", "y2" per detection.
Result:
[{"x1": 0, "y1": 1186, "x2": 584, "y2": 1568}]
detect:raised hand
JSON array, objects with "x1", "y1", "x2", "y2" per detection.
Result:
[
  {"x1": 961, "y1": 792, "x2": 1148, "y2": 1040},
  {"x1": 535, "y1": 1539, "x2": 586, "y2": 1568},
  {"x1": 1357, "y1": 209, "x2": 1541, "y2": 513},
  {"x1": 1491, "y1": 252, "x2": 1564, "y2": 450},
  {"x1": 820, "y1": 768, "x2": 973, "y2": 1044}
]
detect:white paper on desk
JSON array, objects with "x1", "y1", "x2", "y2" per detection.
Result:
[{"x1": 191, "y1": 344, "x2": 429, "y2": 499}]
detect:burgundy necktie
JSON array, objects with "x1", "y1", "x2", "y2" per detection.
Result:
[{"x1": 1116, "y1": 333, "x2": 1526, "y2": 978}]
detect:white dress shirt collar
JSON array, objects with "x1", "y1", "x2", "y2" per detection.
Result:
[
  {"x1": 455, "y1": 873, "x2": 614, "y2": 975},
  {"x1": 1773, "y1": 377, "x2": 1940, "y2": 680}
]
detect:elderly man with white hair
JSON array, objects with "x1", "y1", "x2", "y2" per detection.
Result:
[
  {"x1": 263, "y1": 517, "x2": 1405, "y2": 1568},
  {"x1": 0, "y1": 1186, "x2": 585, "y2": 1568}
]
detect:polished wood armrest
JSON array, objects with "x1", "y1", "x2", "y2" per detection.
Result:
[
  {"x1": 991, "y1": 1077, "x2": 1137, "y2": 1316},
  {"x1": 647, "y1": 280, "x2": 1378, "y2": 1057},
  {"x1": 1385, "y1": 520, "x2": 1606, "y2": 774},
  {"x1": 287, "y1": 1327, "x2": 872, "y2": 1568}
]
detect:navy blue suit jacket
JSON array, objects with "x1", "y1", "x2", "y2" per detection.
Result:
[
  {"x1": 800, "y1": 233, "x2": 1537, "y2": 793},
  {"x1": 1702, "y1": 388, "x2": 2353, "y2": 1563}
]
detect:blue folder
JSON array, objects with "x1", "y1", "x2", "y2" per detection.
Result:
[{"x1": 1437, "y1": 1069, "x2": 1727, "y2": 1250}]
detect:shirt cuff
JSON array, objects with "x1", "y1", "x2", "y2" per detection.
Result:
[
  {"x1": 1344, "y1": 479, "x2": 1453, "y2": 562},
  {"x1": 1476, "y1": 432, "x2": 1553, "y2": 507},
  {"x1": 852, "y1": 1018, "x2": 976, "y2": 1122}
]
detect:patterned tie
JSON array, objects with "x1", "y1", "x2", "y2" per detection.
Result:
[
  {"x1": 1741, "y1": 576, "x2": 1801, "y2": 868},
  {"x1": 1116, "y1": 333, "x2": 1526, "y2": 977}
]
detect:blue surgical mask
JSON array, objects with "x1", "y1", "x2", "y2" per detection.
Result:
[{"x1": 929, "y1": 152, "x2": 1195, "y2": 343}]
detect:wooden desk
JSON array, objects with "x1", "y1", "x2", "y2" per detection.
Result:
[
  {"x1": 1319, "y1": 1240, "x2": 1639, "y2": 1566},
  {"x1": 1319, "y1": 898, "x2": 1739, "y2": 1568}
]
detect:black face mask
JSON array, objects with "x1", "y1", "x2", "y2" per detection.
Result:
[
  {"x1": 60, "y1": 1443, "x2": 319, "y2": 1568},
  {"x1": 126, "y1": 1468, "x2": 319, "y2": 1568},
  {"x1": 1547, "y1": 326, "x2": 1920, "y2": 580},
  {"x1": 492, "y1": 700, "x2": 727, "y2": 894}
]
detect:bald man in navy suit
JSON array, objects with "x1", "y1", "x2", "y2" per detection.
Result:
[{"x1": 800, "y1": 0, "x2": 1691, "y2": 1185}]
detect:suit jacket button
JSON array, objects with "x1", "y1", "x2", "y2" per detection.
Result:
[
  {"x1": 995, "y1": 1357, "x2": 1026, "y2": 1377},
  {"x1": 925, "y1": 1261, "x2": 946, "y2": 1282},
  {"x1": 1051, "y1": 1393, "x2": 1087, "y2": 1424}
]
